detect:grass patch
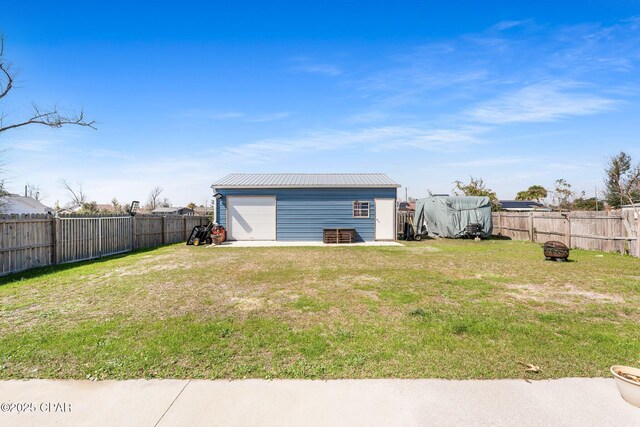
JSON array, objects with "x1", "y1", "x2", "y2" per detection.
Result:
[
  {"x1": 1, "y1": 240, "x2": 640, "y2": 379},
  {"x1": 290, "y1": 296, "x2": 331, "y2": 312}
]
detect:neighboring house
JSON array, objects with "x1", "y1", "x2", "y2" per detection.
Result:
[
  {"x1": 193, "y1": 206, "x2": 215, "y2": 216},
  {"x1": 151, "y1": 206, "x2": 194, "y2": 216},
  {"x1": 57, "y1": 205, "x2": 82, "y2": 215},
  {"x1": 398, "y1": 201, "x2": 415, "y2": 212},
  {"x1": 57, "y1": 204, "x2": 122, "y2": 215},
  {"x1": 211, "y1": 173, "x2": 400, "y2": 242},
  {"x1": 499, "y1": 200, "x2": 551, "y2": 212},
  {"x1": 0, "y1": 195, "x2": 54, "y2": 215},
  {"x1": 95, "y1": 204, "x2": 125, "y2": 213}
]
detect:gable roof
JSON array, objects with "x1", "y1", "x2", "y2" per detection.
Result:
[
  {"x1": 1, "y1": 195, "x2": 53, "y2": 214},
  {"x1": 212, "y1": 173, "x2": 400, "y2": 189}
]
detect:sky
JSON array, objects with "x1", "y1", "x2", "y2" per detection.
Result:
[{"x1": 1, "y1": 1, "x2": 640, "y2": 207}]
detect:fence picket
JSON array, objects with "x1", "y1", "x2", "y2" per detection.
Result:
[
  {"x1": 0, "y1": 214, "x2": 210, "y2": 275},
  {"x1": 492, "y1": 211, "x2": 638, "y2": 256}
]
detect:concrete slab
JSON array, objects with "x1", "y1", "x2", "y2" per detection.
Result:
[
  {"x1": 1, "y1": 378, "x2": 637, "y2": 427},
  {"x1": 0, "y1": 379, "x2": 188, "y2": 427},
  {"x1": 208, "y1": 241, "x2": 403, "y2": 248},
  {"x1": 158, "y1": 378, "x2": 639, "y2": 427}
]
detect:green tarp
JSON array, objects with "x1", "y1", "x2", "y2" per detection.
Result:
[{"x1": 414, "y1": 196, "x2": 493, "y2": 238}]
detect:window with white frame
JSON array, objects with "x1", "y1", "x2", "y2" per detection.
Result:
[{"x1": 353, "y1": 201, "x2": 370, "y2": 218}]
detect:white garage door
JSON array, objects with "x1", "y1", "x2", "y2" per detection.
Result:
[{"x1": 227, "y1": 196, "x2": 276, "y2": 241}]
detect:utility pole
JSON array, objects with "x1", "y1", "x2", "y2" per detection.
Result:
[
  {"x1": 595, "y1": 186, "x2": 599, "y2": 211},
  {"x1": 405, "y1": 187, "x2": 408, "y2": 202}
]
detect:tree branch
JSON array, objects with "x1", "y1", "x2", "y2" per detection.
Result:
[
  {"x1": 0, "y1": 34, "x2": 96, "y2": 134},
  {"x1": 0, "y1": 105, "x2": 96, "y2": 133}
]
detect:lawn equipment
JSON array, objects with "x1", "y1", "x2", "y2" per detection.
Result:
[
  {"x1": 186, "y1": 223, "x2": 226, "y2": 246},
  {"x1": 187, "y1": 223, "x2": 213, "y2": 245}
]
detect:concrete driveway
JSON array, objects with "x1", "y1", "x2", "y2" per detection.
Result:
[{"x1": 1, "y1": 378, "x2": 638, "y2": 426}]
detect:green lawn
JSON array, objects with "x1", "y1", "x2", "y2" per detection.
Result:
[{"x1": 1, "y1": 239, "x2": 639, "y2": 380}]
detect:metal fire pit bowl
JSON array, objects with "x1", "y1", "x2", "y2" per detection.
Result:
[{"x1": 543, "y1": 240, "x2": 569, "y2": 261}]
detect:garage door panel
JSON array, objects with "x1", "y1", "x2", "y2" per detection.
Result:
[{"x1": 228, "y1": 197, "x2": 276, "y2": 241}]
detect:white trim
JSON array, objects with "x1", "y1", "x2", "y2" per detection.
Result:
[{"x1": 353, "y1": 201, "x2": 370, "y2": 218}]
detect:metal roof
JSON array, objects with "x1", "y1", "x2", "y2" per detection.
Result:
[{"x1": 212, "y1": 173, "x2": 401, "y2": 189}]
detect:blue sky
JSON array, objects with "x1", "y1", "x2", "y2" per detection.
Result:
[{"x1": 1, "y1": 1, "x2": 640, "y2": 207}]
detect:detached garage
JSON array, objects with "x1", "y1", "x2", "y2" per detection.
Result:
[{"x1": 211, "y1": 173, "x2": 400, "y2": 242}]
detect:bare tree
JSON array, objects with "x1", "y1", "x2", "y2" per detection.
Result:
[
  {"x1": 61, "y1": 180, "x2": 87, "y2": 207},
  {"x1": 159, "y1": 197, "x2": 172, "y2": 208},
  {"x1": 0, "y1": 35, "x2": 96, "y2": 134},
  {"x1": 0, "y1": 180, "x2": 6, "y2": 212},
  {"x1": 25, "y1": 183, "x2": 45, "y2": 201},
  {"x1": 0, "y1": 152, "x2": 7, "y2": 211},
  {"x1": 146, "y1": 186, "x2": 163, "y2": 210}
]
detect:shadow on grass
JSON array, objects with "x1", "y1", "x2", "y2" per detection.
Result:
[
  {"x1": 0, "y1": 245, "x2": 174, "y2": 287},
  {"x1": 487, "y1": 235, "x2": 513, "y2": 241}
]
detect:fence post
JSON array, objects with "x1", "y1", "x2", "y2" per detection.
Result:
[
  {"x1": 98, "y1": 217, "x2": 103, "y2": 257},
  {"x1": 636, "y1": 213, "x2": 640, "y2": 258},
  {"x1": 131, "y1": 216, "x2": 137, "y2": 250},
  {"x1": 184, "y1": 216, "x2": 188, "y2": 241},
  {"x1": 528, "y1": 213, "x2": 534, "y2": 242},
  {"x1": 566, "y1": 214, "x2": 572, "y2": 248},
  {"x1": 53, "y1": 217, "x2": 62, "y2": 265},
  {"x1": 162, "y1": 216, "x2": 166, "y2": 245}
]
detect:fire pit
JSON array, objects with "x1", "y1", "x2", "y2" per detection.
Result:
[{"x1": 543, "y1": 241, "x2": 569, "y2": 261}]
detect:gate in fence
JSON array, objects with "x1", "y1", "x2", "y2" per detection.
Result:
[{"x1": 59, "y1": 216, "x2": 133, "y2": 263}]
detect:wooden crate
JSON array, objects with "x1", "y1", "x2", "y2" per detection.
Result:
[{"x1": 323, "y1": 228, "x2": 355, "y2": 244}]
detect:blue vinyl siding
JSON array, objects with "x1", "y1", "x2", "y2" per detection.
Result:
[{"x1": 216, "y1": 188, "x2": 397, "y2": 241}]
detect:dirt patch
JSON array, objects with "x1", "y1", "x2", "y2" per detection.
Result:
[
  {"x1": 405, "y1": 246, "x2": 443, "y2": 253},
  {"x1": 354, "y1": 289, "x2": 380, "y2": 301},
  {"x1": 110, "y1": 262, "x2": 195, "y2": 277},
  {"x1": 564, "y1": 286, "x2": 624, "y2": 303},
  {"x1": 505, "y1": 283, "x2": 624, "y2": 305},
  {"x1": 343, "y1": 275, "x2": 383, "y2": 285},
  {"x1": 229, "y1": 297, "x2": 264, "y2": 311}
]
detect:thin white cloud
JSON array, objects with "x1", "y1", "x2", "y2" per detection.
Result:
[
  {"x1": 246, "y1": 112, "x2": 291, "y2": 122},
  {"x1": 177, "y1": 110, "x2": 290, "y2": 122},
  {"x1": 3, "y1": 139, "x2": 55, "y2": 152},
  {"x1": 466, "y1": 82, "x2": 617, "y2": 124},
  {"x1": 443, "y1": 157, "x2": 526, "y2": 168},
  {"x1": 294, "y1": 63, "x2": 342, "y2": 76},
  {"x1": 206, "y1": 112, "x2": 246, "y2": 120},
  {"x1": 218, "y1": 125, "x2": 485, "y2": 163},
  {"x1": 289, "y1": 57, "x2": 342, "y2": 76},
  {"x1": 490, "y1": 20, "x2": 526, "y2": 31}
]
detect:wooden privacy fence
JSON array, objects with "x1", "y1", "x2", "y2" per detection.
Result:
[
  {"x1": 493, "y1": 210, "x2": 640, "y2": 257},
  {"x1": 0, "y1": 214, "x2": 210, "y2": 276},
  {"x1": 397, "y1": 211, "x2": 413, "y2": 234}
]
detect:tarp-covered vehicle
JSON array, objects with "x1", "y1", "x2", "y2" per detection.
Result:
[{"x1": 413, "y1": 196, "x2": 493, "y2": 239}]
